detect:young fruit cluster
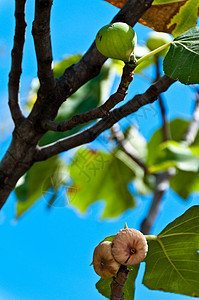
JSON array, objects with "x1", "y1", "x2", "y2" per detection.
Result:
[
  {"x1": 92, "y1": 228, "x2": 148, "y2": 279},
  {"x1": 95, "y1": 22, "x2": 137, "y2": 62}
]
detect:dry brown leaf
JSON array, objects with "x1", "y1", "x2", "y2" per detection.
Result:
[
  {"x1": 139, "y1": 1, "x2": 187, "y2": 34},
  {"x1": 103, "y1": 0, "x2": 191, "y2": 34}
]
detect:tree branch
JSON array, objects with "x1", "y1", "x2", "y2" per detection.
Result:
[
  {"x1": 0, "y1": 0, "x2": 155, "y2": 208},
  {"x1": 155, "y1": 58, "x2": 170, "y2": 141},
  {"x1": 110, "y1": 266, "x2": 129, "y2": 300},
  {"x1": 35, "y1": 76, "x2": 175, "y2": 161},
  {"x1": 111, "y1": 124, "x2": 149, "y2": 173},
  {"x1": 32, "y1": 0, "x2": 55, "y2": 94},
  {"x1": 28, "y1": 0, "x2": 154, "y2": 130},
  {"x1": 8, "y1": 0, "x2": 27, "y2": 125},
  {"x1": 141, "y1": 168, "x2": 176, "y2": 235},
  {"x1": 41, "y1": 61, "x2": 136, "y2": 132}
]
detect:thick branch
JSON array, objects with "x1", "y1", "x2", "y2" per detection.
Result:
[
  {"x1": 8, "y1": 0, "x2": 27, "y2": 125},
  {"x1": 32, "y1": 0, "x2": 55, "y2": 94},
  {"x1": 35, "y1": 76, "x2": 175, "y2": 161}
]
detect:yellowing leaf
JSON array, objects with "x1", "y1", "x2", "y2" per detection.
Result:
[
  {"x1": 139, "y1": 0, "x2": 187, "y2": 35},
  {"x1": 103, "y1": 0, "x2": 199, "y2": 37}
]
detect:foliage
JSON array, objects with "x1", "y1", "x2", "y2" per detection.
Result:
[
  {"x1": 3, "y1": 0, "x2": 199, "y2": 299},
  {"x1": 164, "y1": 27, "x2": 199, "y2": 84}
]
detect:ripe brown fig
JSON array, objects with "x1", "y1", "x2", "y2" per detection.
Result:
[
  {"x1": 92, "y1": 241, "x2": 121, "y2": 279},
  {"x1": 111, "y1": 228, "x2": 148, "y2": 266}
]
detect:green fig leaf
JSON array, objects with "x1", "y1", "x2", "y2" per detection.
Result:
[
  {"x1": 149, "y1": 141, "x2": 199, "y2": 173},
  {"x1": 163, "y1": 27, "x2": 199, "y2": 84},
  {"x1": 143, "y1": 205, "x2": 199, "y2": 297},
  {"x1": 147, "y1": 118, "x2": 191, "y2": 166},
  {"x1": 68, "y1": 148, "x2": 135, "y2": 218}
]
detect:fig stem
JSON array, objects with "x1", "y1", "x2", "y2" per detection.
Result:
[
  {"x1": 144, "y1": 235, "x2": 158, "y2": 241},
  {"x1": 136, "y1": 42, "x2": 172, "y2": 65}
]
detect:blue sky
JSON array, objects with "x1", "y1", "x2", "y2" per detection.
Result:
[{"x1": 0, "y1": 1, "x2": 198, "y2": 299}]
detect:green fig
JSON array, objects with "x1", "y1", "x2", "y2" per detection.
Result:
[
  {"x1": 95, "y1": 22, "x2": 137, "y2": 62},
  {"x1": 146, "y1": 32, "x2": 173, "y2": 57}
]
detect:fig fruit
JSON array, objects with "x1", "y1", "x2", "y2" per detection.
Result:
[
  {"x1": 95, "y1": 22, "x2": 137, "y2": 62},
  {"x1": 146, "y1": 32, "x2": 172, "y2": 56},
  {"x1": 92, "y1": 241, "x2": 120, "y2": 279},
  {"x1": 111, "y1": 228, "x2": 148, "y2": 266}
]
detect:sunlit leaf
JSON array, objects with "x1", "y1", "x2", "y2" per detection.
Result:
[
  {"x1": 68, "y1": 148, "x2": 135, "y2": 218},
  {"x1": 164, "y1": 27, "x2": 199, "y2": 84},
  {"x1": 143, "y1": 205, "x2": 199, "y2": 297},
  {"x1": 147, "y1": 118, "x2": 193, "y2": 166},
  {"x1": 149, "y1": 141, "x2": 199, "y2": 173}
]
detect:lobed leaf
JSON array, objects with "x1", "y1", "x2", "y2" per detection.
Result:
[
  {"x1": 68, "y1": 148, "x2": 135, "y2": 218},
  {"x1": 143, "y1": 205, "x2": 199, "y2": 297},
  {"x1": 163, "y1": 27, "x2": 199, "y2": 84}
]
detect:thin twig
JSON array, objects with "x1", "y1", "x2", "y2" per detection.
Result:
[
  {"x1": 183, "y1": 90, "x2": 199, "y2": 144},
  {"x1": 158, "y1": 94, "x2": 170, "y2": 141},
  {"x1": 8, "y1": 0, "x2": 27, "y2": 125},
  {"x1": 41, "y1": 61, "x2": 136, "y2": 132},
  {"x1": 155, "y1": 58, "x2": 170, "y2": 141},
  {"x1": 34, "y1": 76, "x2": 175, "y2": 161},
  {"x1": 111, "y1": 124, "x2": 149, "y2": 174}
]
